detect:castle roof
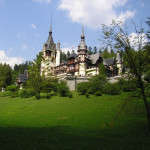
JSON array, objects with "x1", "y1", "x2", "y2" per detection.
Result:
[
  {"x1": 69, "y1": 50, "x2": 77, "y2": 58},
  {"x1": 46, "y1": 24, "x2": 55, "y2": 50},
  {"x1": 103, "y1": 58, "x2": 115, "y2": 66},
  {"x1": 78, "y1": 25, "x2": 87, "y2": 50},
  {"x1": 18, "y1": 70, "x2": 28, "y2": 83},
  {"x1": 88, "y1": 53, "x2": 102, "y2": 64}
]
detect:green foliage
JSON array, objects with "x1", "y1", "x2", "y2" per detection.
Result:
[
  {"x1": 77, "y1": 75, "x2": 106, "y2": 95},
  {"x1": 67, "y1": 92, "x2": 73, "y2": 98},
  {"x1": 103, "y1": 83, "x2": 121, "y2": 95},
  {"x1": 0, "y1": 63, "x2": 12, "y2": 88},
  {"x1": 88, "y1": 75, "x2": 106, "y2": 94},
  {"x1": 35, "y1": 93, "x2": 41, "y2": 99},
  {"x1": 85, "y1": 91, "x2": 90, "y2": 98},
  {"x1": 12, "y1": 61, "x2": 30, "y2": 84},
  {"x1": 20, "y1": 89, "x2": 37, "y2": 98},
  {"x1": 94, "y1": 91, "x2": 102, "y2": 96},
  {"x1": 46, "y1": 93, "x2": 51, "y2": 99},
  {"x1": 57, "y1": 84, "x2": 70, "y2": 97},
  {"x1": 6, "y1": 85, "x2": 19, "y2": 92},
  {"x1": 99, "y1": 63, "x2": 106, "y2": 76},
  {"x1": 77, "y1": 82, "x2": 89, "y2": 95},
  {"x1": 144, "y1": 70, "x2": 150, "y2": 83},
  {"x1": 60, "y1": 51, "x2": 68, "y2": 62},
  {"x1": 27, "y1": 52, "x2": 43, "y2": 94},
  {"x1": 10, "y1": 91, "x2": 19, "y2": 98},
  {"x1": 118, "y1": 78, "x2": 138, "y2": 92},
  {"x1": 41, "y1": 77, "x2": 58, "y2": 93}
]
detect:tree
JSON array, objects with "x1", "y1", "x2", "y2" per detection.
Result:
[
  {"x1": 88, "y1": 46, "x2": 93, "y2": 55},
  {"x1": 102, "y1": 20, "x2": 150, "y2": 122},
  {"x1": 67, "y1": 51, "x2": 70, "y2": 58},
  {"x1": 99, "y1": 63, "x2": 106, "y2": 76},
  {"x1": 12, "y1": 61, "x2": 30, "y2": 84},
  {"x1": 102, "y1": 47, "x2": 110, "y2": 59},
  {"x1": 94, "y1": 46, "x2": 97, "y2": 54},
  {"x1": 27, "y1": 52, "x2": 43, "y2": 94},
  {"x1": 0, "y1": 63, "x2": 12, "y2": 89},
  {"x1": 60, "y1": 52, "x2": 68, "y2": 62}
]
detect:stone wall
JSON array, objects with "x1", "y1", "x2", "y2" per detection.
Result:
[
  {"x1": 60, "y1": 75, "x2": 122, "y2": 91},
  {"x1": 60, "y1": 76, "x2": 90, "y2": 91}
]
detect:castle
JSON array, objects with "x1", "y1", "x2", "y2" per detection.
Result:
[{"x1": 40, "y1": 24, "x2": 123, "y2": 78}]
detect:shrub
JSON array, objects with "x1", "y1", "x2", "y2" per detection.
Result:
[
  {"x1": 46, "y1": 93, "x2": 51, "y2": 99},
  {"x1": 35, "y1": 93, "x2": 41, "y2": 99},
  {"x1": 10, "y1": 92, "x2": 19, "y2": 98},
  {"x1": 88, "y1": 75, "x2": 106, "y2": 94},
  {"x1": 67, "y1": 92, "x2": 73, "y2": 98},
  {"x1": 117, "y1": 78, "x2": 138, "y2": 92},
  {"x1": 103, "y1": 83, "x2": 121, "y2": 95},
  {"x1": 6, "y1": 85, "x2": 19, "y2": 92},
  {"x1": 94, "y1": 91, "x2": 102, "y2": 96},
  {"x1": 122, "y1": 79, "x2": 137, "y2": 92},
  {"x1": 57, "y1": 84, "x2": 70, "y2": 97},
  {"x1": 77, "y1": 82, "x2": 89, "y2": 95},
  {"x1": 0, "y1": 91, "x2": 12, "y2": 97},
  {"x1": 20, "y1": 89, "x2": 36, "y2": 98},
  {"x1": 85, "y1": 91, "x2": 90, "y2": 98},
  {"x1": 50, "y1": 90, "x2": 56, "y2": 96}
]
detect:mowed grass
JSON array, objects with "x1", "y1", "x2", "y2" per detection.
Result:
[{"x1": 0, "y1": 92, "x2": 150, "y2": 150}]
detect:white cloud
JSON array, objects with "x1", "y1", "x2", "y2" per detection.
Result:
[
  {"x1": 129, "y1": 32, "x2": 148, "y2": 50},
  {"x1": 61, "y1": 43, "x2": 77, "y2": 53},
  {"x1": 22, "y1": 44, "x2": 27, "y2": 50},
  {"x1": 0, "y1": 50, "x2": 24, "y2": 68},
  {"x1": 31, "y1": 23, "x2": 37, "y2": 29},
  {"x1": 58, "y1": 0, "x2": 135, "y2": 29},
  {"x1": 33, "y1": 0, "x2": 51, "y2": 3}
]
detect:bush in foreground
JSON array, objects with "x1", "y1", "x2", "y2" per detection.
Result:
[
  {"x1": 21, "y1": 89, "x2": 37, "y2": 98},
  {"x1": 57, "y1": 84, "x2": 70, "y2": 97},
  {"x1": 103, "y1": 83, "x2": 121, "y2": 95},
  {"x1": 94, "y1": 91, "x2": 102, "y2": 96},
  {"x1": 77, "y1": 82, "x2": 89, "y2": 95},
  {"x1": 6, "y1": 85, "x2": 19, "y2": 92}
]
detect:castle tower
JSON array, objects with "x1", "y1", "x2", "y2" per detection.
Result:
[
  {"x1": 78, "y1": 25, "x2": 87, "y2": 76},
  {"x1": 116, "y1": 50, "x2": 123, "y2": 75},
  {"x1": 56, "y1": 41, "x2": 61, "y2": 66},
  {"x1": 41, "y1": 23, "x2": 57, "y2": 77}
]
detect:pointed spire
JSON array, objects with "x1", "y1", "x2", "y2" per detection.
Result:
[
  {"x1": 81, "y1": 24, "x2": 85, "y2": 39},
  {"x1": 49, "y1": 13, "x2": 52, "y2": 35}
]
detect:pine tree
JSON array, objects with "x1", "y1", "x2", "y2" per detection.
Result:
[{"x1": 94, "y1": 46, "x2": 97, "y2": 54}]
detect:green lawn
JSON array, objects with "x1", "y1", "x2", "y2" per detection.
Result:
[{"x1": 0, "y1": 92, "x2": 150, "y2": 150}]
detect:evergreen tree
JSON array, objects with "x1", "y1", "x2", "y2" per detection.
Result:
[
  {"x1": 88, "y1": 46, "x2": 92, "y2": 55},
  {"x1": 99, "y1": 63, "x2": 106, "y2": 76},
  {"x1": 0, "y1": 63, "x2": 12, "y2": 88},
  {"x1": 102, "y1": 47, "x2": 110, "y2": 59},
  {"x1": 94, "y1": 46, "x2": 97, "y2": 54},
  {"x1": 27, "y1": 52, "x2": 43, "y2": 94},
  {"x1": 67, "y1": 51, "x2": 70, "y2": 58}
]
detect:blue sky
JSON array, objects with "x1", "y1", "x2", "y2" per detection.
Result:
[{"x1": 0, "y1": 0, "x2": 149, "y2": 68}]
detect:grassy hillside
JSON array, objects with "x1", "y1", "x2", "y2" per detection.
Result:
[{"x1": 0, "y1": 92, "x2": 150, "y2": 150}]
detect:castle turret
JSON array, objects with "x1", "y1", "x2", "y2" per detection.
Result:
[
  {"x1": 78, "y1": 25, "x2": 87, "y2": 76},
  {"x1": 41, "y1": 22, "x2": 56, "y2": 77},
  {"x1": 56, "y1": 41, "x2": 61, "y2": 66},
  {"x1": 116, "y1": 50, "x2": 123, "y2": 75}
]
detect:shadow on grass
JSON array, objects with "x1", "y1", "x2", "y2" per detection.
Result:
[{"x1": 0, "y1": 125, "x2": 150, "y2": 150}]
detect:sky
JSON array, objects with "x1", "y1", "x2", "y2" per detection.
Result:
[{"x1": 0, "y1": 0, "x2": 149, "y2": 68}]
